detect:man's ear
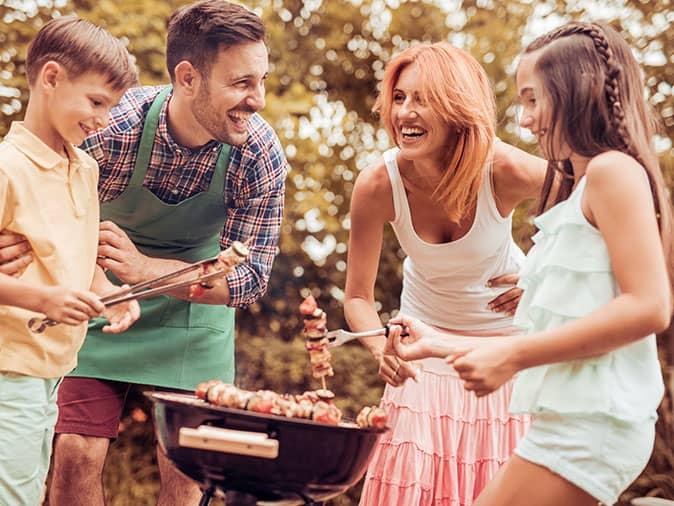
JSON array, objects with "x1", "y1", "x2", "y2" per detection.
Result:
[
  {"x1": 173, "y1": 61, "x2": 202, "y2": 97},
  {"x1": 39, "y1": 61, "x2": 65, "y2": 92}
]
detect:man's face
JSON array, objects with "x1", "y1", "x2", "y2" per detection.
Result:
[{"x1": 191, "y1": 40, "x2": 269, "y2": 146}]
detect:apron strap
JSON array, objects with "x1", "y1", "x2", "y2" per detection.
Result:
[
  {"x1": 208, "y1": 143, "x2": 230, "y2": 197},
  {"x1": 131, "y1": 86, "x2": 231, "y2": 195},
  {"x1": 129, "y1": 87, "x2": 172, "y2": 188}
]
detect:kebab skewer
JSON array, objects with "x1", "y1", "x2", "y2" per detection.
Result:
[{"x1": 299, "y1": 295, "x2": 334, "y2": 394}]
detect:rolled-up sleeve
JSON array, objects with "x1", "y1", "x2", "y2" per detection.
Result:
[{"x1": 222, "y1": 127, "x2": 288, "y2": 308}]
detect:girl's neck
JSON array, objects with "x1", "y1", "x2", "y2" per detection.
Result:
[{"x1": 569, "y1": 154, "x2": 591, "y2": 183}]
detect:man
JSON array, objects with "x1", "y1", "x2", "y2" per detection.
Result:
[{"x1": 42, "y1": 2, "x2": 288, "y2": 505}]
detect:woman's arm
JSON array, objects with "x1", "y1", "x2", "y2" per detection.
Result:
[
  {"x1": 491, "y1": 140, "x2": 547, "y2": 215},
  {"x1": 344, "y1": 161, "x2": 394, "y2": 358},
  {"x1": 344, "y1": 161, "x2": 418, "y2": 385}
]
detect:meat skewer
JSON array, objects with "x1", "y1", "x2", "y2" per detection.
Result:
[{"x1": 299, "y1": 295, "x2": 334, "y2": 395}]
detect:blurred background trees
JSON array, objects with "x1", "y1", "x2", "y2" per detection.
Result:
[{"x1": 2, "y1": 0, "x2": 673, "y2": 504}]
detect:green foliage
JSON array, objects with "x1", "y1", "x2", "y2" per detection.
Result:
[{"x1": 2, "y1": 0, "x2": 673, "y2": 504}]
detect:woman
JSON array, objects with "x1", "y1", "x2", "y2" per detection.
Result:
[
  {"x1": 345, "y1": 42, "x2": 545, "y2": 505},
  {"x1": 389, "y1": 22, "x2": 672, "y2": 506}
]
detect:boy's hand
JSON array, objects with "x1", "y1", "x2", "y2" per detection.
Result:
[
  {"x1": 97, "y1": 221, "x2": 149, "y2": 285},
  {"x1": 100, "y1": 289, "x2": 140, "y2": 334},
  {"x1": 0, "y1": 231, "x2": 33, "y2": 277},
  {"x1": 40, "y1": 287, "x2": 104, "y2": 326}
]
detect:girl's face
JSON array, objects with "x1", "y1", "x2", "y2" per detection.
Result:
[
  {"x1": 391, "y1": 62, "x2": 452, "y2": 165},
  {"x1": 516, "y1": 52, "x2": 568, "y2": 160}
]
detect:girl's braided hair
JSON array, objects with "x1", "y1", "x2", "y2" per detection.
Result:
[{"x1": 523, "y1": 21, "x2": 672, "y2": 285}]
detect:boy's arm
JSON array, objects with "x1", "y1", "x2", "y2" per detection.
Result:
[{"x1": 89, "y1": 265, "x2": 140, "y2": 333}]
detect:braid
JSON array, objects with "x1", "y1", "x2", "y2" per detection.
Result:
[{"x1": 527, "y1": 22, "x2": 663, "y2": 225}]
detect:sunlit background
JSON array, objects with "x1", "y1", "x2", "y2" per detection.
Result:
[{"x1": 1, "y1": 1, "x2": 672, "y2": 504}]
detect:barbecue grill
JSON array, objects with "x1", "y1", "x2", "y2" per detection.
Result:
[{"x1": 146, "y1": 391, "x2": 387, "y2": 505}]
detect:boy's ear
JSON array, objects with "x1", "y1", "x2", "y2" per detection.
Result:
[
  {"x1": 39, "y1": 61, "x2": 65, "y2": 91},
  {"x1": 173, "y1": 61, "x2": 202, "y2": 97}
]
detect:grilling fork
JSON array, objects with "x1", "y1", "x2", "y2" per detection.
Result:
[
  {"x1": 27, "y1": 240, "x2": 250, "y2": 334},
  {"x1": 326, "y1": 325, "x2": 409, "y2": 348}
]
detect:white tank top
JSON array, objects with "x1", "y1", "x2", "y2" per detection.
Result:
[{"x1": 384, "y1": 147, "x2": 525, "y2": 331}]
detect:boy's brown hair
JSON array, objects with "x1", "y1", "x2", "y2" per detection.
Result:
[
  {"x1": 26, "y1": 15, "x2": 138, "y2": 91},
  {"x1": 166, "y1": 0, "x2": 265, "y2": 81}
]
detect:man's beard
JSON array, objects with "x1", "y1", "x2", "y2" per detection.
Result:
[{"x1": 191, "y1": 82, "x2": 248, "y2": 146}]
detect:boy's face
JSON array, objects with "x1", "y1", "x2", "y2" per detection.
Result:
[{"x1": 47, "y1": 69, "x2": 125, "y2": 146}]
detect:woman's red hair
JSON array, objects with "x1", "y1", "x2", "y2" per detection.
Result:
[{"x1": 375, "y1": 42, "x2": 496, "y2": 222}]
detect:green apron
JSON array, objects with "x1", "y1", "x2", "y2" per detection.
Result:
[{"x1": 70, "y1": 87, "x2": 236, "y2": 389}]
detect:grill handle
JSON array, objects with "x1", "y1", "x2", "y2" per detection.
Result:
[{"x1": 178, "y1": 426, "x2": 279, "y2": 459}]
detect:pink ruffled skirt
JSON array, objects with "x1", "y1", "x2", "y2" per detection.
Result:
[{"x1": 359, "y1": 357, "x2": 530, "y2": 506}]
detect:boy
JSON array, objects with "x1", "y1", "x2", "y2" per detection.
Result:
[{"x1": 0, "y1": 16, "x2": 140, "y2": 505}]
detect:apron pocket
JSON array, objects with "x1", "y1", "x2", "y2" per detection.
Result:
[{"x1": 187, "y1": 303, "x2": 234, "y2": 332}]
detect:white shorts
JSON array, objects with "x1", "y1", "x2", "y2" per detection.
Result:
[{"x1": 515, "y1": 411, "x2": 655, "y2": 505}]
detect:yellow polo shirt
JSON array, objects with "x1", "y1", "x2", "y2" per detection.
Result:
[{"x1": 0, "y1": 122, "x2": 100, "y2": 378}]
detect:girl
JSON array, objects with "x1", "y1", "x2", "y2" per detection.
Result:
[
  {"x1": 389, "y1": 22, "x2": 672, "y2": 506},
  {"x1": 345, "y1": 42, "x2": 546, "y2": 505}
]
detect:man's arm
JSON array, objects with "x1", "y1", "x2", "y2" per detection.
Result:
[
  {"x1": 96, "y1": 126, "x2": 288, "y2": 307},
  {"x1": 220, "y1": 128, "x2": 288, "y2": 308}
]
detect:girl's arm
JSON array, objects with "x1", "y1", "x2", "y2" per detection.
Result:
[
  {"x1": 445, "y1": 152, "x2": 670, "y2": 397},
  {"x1": 506, "y1": 151, "x2": 670, "y2": 369}
]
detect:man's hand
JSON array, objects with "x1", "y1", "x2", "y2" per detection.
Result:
[
  {"x1": 0, "y1": 231, "x2": 33, "y2": 277},
  {"x1": 97, "y1": 221, "x2": 149, "y2": 285},
  {"x1": 100, "y1": 285, "x2": 141, "y2": 334},
  {"x1": 487, "y1": 273, "x2": 522, "y2": 316}
]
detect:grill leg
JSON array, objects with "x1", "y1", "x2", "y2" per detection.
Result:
[{"x1": 198, "y1": 486, "x2": 215, "y2": 506}]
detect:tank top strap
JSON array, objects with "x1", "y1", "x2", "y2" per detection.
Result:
[
  {"x1": 478, "y1": 157, "x2": 510, "y2": 224},
  {"x1": 383, "y1": 148, "x2": 407, "y2": 226}
]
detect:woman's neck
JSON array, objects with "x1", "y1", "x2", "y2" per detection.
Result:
[{"x1": 569, "y1": 154, "x2": 591, "y2": 183}]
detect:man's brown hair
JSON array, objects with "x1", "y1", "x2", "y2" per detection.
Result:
[
  {"x1": 166, "y1": 0, "x2": 265, "y2": 81},
  {"x1": 26, "y1": 15, "x2": 138, "y2": 91}
]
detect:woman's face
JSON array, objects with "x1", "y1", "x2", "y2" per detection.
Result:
[
  {"x1": 391, "y1": 62, "x2": 452, "y2": 165},
  {"x1": 516, "y1": 52, "x2": 567, "y2": 159}
]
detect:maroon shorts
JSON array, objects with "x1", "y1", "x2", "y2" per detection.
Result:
[{"x1": 55, "y1": 377, "x2": 189, "y2": 439}]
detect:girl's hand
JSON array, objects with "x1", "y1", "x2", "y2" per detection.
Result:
[
  {"x1": 39, "y1": 286, "x2": 104, "y2": 326},
  {"x1": 100, "y1": 286, "x2": 140, "y2": 333},
  {"x1": 448, "y1": 342, "x2": 520, "y2": 397}
]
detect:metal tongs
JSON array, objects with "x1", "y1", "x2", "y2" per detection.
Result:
[
  {"x1": 27, "y1": 240, "x2": 250, "y2": 334},
  {"x1": 326, "y1": 324, "x2": 409, "y2": 348}
]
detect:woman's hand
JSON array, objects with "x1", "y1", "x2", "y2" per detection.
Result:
[
  {"x1": 0, "y1": 231, "x2": 33, "y2": 277},
  {"x1": 448, "y1": 341, "x2": 521, "y2": 397},
  {"x1": 377, "y1": 352, "x2": 418, "y2": 387},
  {"x1": 100, "y1": 285, "x2": 140, "y2": 333},
  {"x1": 487, "y1": 273, "x2": 522, "y2": 316},
  {"x1": 386, "y1": 315, "x2": 456, "y2": 361}
]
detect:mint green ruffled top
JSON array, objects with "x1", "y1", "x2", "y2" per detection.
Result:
[{"x1": 509, "y1": 177, "x2": 664, "y2": 422}]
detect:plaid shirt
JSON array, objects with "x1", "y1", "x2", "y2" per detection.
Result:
[{"x1": 83, "y1": 86, "x2": 288, "y2": 308}]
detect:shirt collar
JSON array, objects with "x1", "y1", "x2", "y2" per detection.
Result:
[{"x1": 5, "y1": 122, "x2": 86, "y2": 171}]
